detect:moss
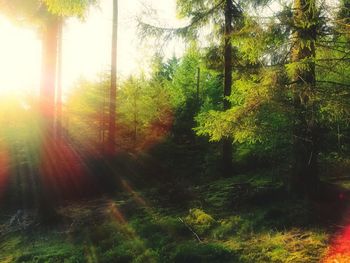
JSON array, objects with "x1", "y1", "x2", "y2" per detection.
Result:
[
  {"x1": 0, "y1": 172, "x2": 330, "y2": 263},
  {"x1": 211, "y1": 216, "x2": 250, "y2": 239},
  {"x1": 0, "y1": 234, "x2": 84, "y2": 263},
  {"x1": 170, "y1": 241, "x2": 237, "y2": 263},
  {"x1": 234, "y1": 230, "x2": 327, "y2": 263},
  {"x1": 185, "y1": 208, "x2": 216, "y2": 235}
]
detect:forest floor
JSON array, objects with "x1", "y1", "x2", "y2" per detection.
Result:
[
  {"x1": 0, "y1": 132, "x2": 349, "y2": 262},
  {"x1": 1, "y1": 166, "x2": 349, "y2": 263}
]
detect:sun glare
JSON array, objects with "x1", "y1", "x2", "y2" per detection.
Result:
[{"x1": 0, "y1": 16, "x2": 41, "y2": 96}]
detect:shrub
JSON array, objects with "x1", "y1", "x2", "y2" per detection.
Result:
[{"x1": 185, "y1": 209, "x2": 216, "y2": 235}]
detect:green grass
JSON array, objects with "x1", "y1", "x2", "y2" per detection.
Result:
[
  {"x1": 0, "y1": 233, "x2": 84, "y2": 263},
  {"x1": 0, "y1": 172, "x2": 331, "y2": 263}
]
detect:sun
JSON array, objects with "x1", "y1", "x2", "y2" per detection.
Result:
[{"x1": 0, "y1": 16, "x2": 41, "y2": 96}]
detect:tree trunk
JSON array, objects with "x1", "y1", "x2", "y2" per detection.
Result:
[
  {"x1": 107, "y1": 0, "x2": 118, "y2": 155},
  {"x1": 38, "y1": 18, "x2": 60, "y2": 223},
  {"x1": 291, "y1": 0, "x2": 319, "y2": 196},
  {"x1": 222, "y1": 0, "x2": 233, "y2": 176},
  {"x1": 196, "y1": 67, "x2": 200, "y2": 104},
  {"x1": 56, "y1": 18, "x2": 63, "y2": 141},
  {"x1": 133, "y1": 89, "x2": 138, "y2": 151},
  {"x1": 40, "y1": 18, "x2": 59, "y2": 131}
]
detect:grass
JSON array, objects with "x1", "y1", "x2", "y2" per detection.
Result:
[
  {"x1": 0, "y1": 171, "x2": 334, "y2": 262},
  {"x1": 0, "y1": 232, "x2": 84, "y2": 263}
]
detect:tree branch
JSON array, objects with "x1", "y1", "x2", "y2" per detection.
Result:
[{"x1": 137, "y1": 0, "x2": 225, "y2": 41}]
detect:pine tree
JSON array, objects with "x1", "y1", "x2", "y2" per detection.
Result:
[
  {"x1": 287, "y1": 0, "x2": 319, "y2": 194},
  {"x1": 139, "y1": 0, "x2": 276, "y2": 176}
]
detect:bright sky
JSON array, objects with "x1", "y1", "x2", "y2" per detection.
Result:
[{"x1": 0, "y1": 0, "x2": 183, "y2": 96}]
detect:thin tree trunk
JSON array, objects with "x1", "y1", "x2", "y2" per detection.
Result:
[
  {"x1": 222, "y1": 0, "x2": 233, "y2": 176},
  {"x1": 291, "y1": 0, "x2": 319, "y2": 196},
  {"x1": 108, "y1": 0, "x2": 118, "y2": 156},
  {"x1": 56, "y1": 18, "x2": 63, "y2": 141},
  {"x1": 133, "y1": 99, "x2": 138, "y2": 151},
  {"x1": 196, "y1": 67, "x2": 200, "y2": 104}
]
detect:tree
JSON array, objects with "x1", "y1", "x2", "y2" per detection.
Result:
[
  {"x1": 0, "y1": 0, "x2": 96, "y2": 134},
  {"x1": 0, "y1": 0, "x2": 97, "y2": 220},
  {"x1": 107, "y1": 0, "x2": 118, "y2": 155},
  {"x1": 65, "y1": 77, "x2": 108, "y2": 151},
  {"x1": 40, "y1": 15, "x2": 60, "y2": 132},
  {"x1": 139, "y1": 0, "x2": 248, "y2": 176},
  {"x1": 222, "y1": 0, "x2": 234, "y2": 175},
  {"x1": 40, "y1": 0, "x2": 97, "y2": 137},
  {"x1": 56, "y1": 18, "x2": 63, "y2": 139},
  {"x1": 287, "y1": 0, "x2": 323, "y2": 195}
]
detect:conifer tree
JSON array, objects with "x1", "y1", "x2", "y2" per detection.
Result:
[
  {"x1": 139, "y1": 0, "x2": 271, "y2": 176},
  {"x1": 288, "y1": 0, "x2": 319, "y2": 194}
]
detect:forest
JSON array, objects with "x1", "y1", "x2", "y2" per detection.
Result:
[{"x1": 0, "y1": 0, "x2": 349, "y2": 262}]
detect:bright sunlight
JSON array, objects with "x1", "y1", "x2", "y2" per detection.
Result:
[
  {"x1": 0, "y1": 0, "x2": 349, "y2": 262},
  {"x1": 0, "y1": 16, "x2": 40, "y2": 96}
]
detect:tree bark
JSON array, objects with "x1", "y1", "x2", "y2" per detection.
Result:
[
  {"x1": 38, "y1": 17, "x2": 60, "y2": 222},
  {"x1": 107, "y1": 0, "x2": 118, "y2": 155},
  {"x1": 222, "y1": 0, "x2": 233, "y2": 176},
  {"x1": 56, "y1": 18, "x2": 63, "y2": 141},
  {"x1": 40, "y1": 18, "x2": 59, "y2": 132},
  {"x1": 291, "y1": 0, "x2": 319, "y2": 196},
  {"x1": 196, "y1": 67, "x2": 200, "y2": 104}
]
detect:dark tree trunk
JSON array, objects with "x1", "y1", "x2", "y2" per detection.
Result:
[
  {"x1": 222, "y1": 0, "x2": 233, "y2": 176},
  {"x1": 107, "y1": 0, "x2": 118, "y2": 155},
  {"x1": 291, "y1": 0, "x2": 319, "y2": 196}
]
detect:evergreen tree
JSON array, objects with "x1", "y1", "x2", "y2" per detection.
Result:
[
  {"x1": 287, "y1": 0, "x2": 319, "y2": 194},
  {"x1": 139, "y1": 0, "x2": 273, "y2": 176}
]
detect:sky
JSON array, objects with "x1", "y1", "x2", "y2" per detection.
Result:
[
  {"x1": 0, "y1": 0, "x2": 285, "y2": 98},
  {"x1": 0, "y1": 0, "x2": 184, "y2": 97}
]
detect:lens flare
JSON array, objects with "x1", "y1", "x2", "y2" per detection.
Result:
[
  {"x1": 0, "y1": 142, "x2": 10, "y2": 201},
  {"x1": 323, "y1": 223, "x2": 350, "y2": 262}
]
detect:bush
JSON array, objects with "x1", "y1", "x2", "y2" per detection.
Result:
[{"x1": 185, "y1": 209, "x2": 216, "y2": 235}]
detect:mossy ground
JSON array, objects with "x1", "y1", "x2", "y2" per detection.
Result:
[{"x1": 0, "y1": 172, "x2": 336, "y2": 263}]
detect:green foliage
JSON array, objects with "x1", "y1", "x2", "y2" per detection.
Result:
[
  {"x1": 232, "y1": 17, "x2": 267, "y2": 64},
  {"x1": 236, "y1": 230, "x2": 327, "y2": 263},
  {"x1": 42, "y1": 0, "x2": 97, "y2": 18},
  {"x1": 170, "y1": 241, "x2": 236, "y2": 263},
  {"x1": 166, "y1": 44, "x2": 202, "y2": 107},
  {"x1": 185, "y1": 208, "x2": 216, "y2": 235},
  {"x1": 195, "y1": 67, "x2": 288, "y2": 148},
  {"x1": 66, "y1": 71, "x2": 174, "y2": 152},
  {"x1": 65, "y1": 78, "x2": 106, "y2": 148},
  {"x1": 211, "y1": 216, "x2": 246, "y2": 239},
  {"x1": 130, "y1": 216, "x2": 188, "y2": 249},
  {"x1": 285, "y1": 59, "x2": 313, "y2": 79},
  {"x1": 0, "y1": 170, "x2": 331, "y2": 263},
  {"x1": 0, "y1": 0, "x2": 96, "y2": 27},
  {"x1": 0, "y1": 233, "x2": 85, "y2": 263}
]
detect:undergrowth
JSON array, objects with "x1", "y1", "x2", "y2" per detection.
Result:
[{"x1": 0, "y1": 173, "x2": 331, "y2": 262}]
